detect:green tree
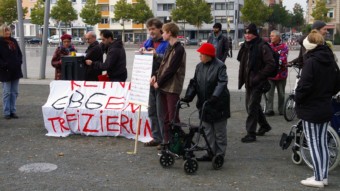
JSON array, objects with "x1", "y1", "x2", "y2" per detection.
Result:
[
  {"x1": 0, "y1": 0, "x2": 27, "y2": 24},
  {"x1": 131, "y1": 0, "x2": 153, "y2": 25},
  {"x1": 267, "y1": 4, "x2": 289, "y2": 30},
  {"x1": 80, "y1": 0, "x2": 101, "y2": 26},
  {"x1": 171, "y1": 0, "x2": 194, "y2": 37},
  {"x1": 30, "y1": 0, "x2": 45, "y2": 26},
  {"x1": 291, "y1": 3, "x2": 305, "y2": 31},
  {"x1": 311, "y1": 0, "x2": 330, "y2": 22},
  {"x1": 51, "y1": 0, "x2": 77, "y2": 27},
  {"x1": 113, "y1": 0, "x2": 132, "y2": 21},
  {"x1": 240, "y1": 0, "x2": 272, "y2": 26},
  {"x1": 185, "y1": 0, "x2": 213, "y2": 39}
]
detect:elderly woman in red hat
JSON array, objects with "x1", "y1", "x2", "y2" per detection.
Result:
[
  {"x1": 51, "y1": 33, "x2": 77, "y2": 80},
  {"x1": 181, "y1": 43, "x2": 230, "y2": 162}
]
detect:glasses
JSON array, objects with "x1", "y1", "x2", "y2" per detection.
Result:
[{"x1": 85, "y1": 38, "x2": 91, "y2": 41}]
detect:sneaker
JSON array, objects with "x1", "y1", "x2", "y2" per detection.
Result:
[
  {"x1": 241, "y1": 135, "x2": 256, "y2": 143},
  {"x1": 196, "y1": 154, "x2": 212, "y2": 162},
  {"x1": 256, "y1": 125, "x2": 272, "y2": 136},
  {"x1": 10, "y1": 113, "x2": 19, "y2": 119},
  {"x1": 306, "y1": 176, "x2": 328, "y2": 186},
  {"x1": 301, "y1": 178, "x2": 324, "y2": 188},
  {"x1": 264, "y1": 111, "x2": 275, "y2": 117},
  {"x1": 4, "y1": 115, "x2": 11, "y2": 120}
]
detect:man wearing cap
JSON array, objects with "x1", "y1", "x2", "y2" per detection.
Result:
[
  {"x1": 237, "y1": 23, "x2": 276, "y2": 143},
  {"x1": 181, "y1": 43, "x2": 230, "y2": 161},
  {"x1": 207, "y1": 23, "x2": 229, "y2": 63}
]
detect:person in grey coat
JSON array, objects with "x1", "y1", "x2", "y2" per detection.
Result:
[{"x1": 207, "y1": 23, "x2": 229, "y2": 63}]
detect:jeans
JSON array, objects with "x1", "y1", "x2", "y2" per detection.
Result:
[
  {"x1": 160, "y1": 91, "x2": 180, "y2": 143},
  {"x1": 2, "y1": 79, "x2": 19, "y2": 116},
  {"x1": 148, "y1": 87, "x2": 164, "y2": 143},
  {"x1": 266, "y1": 80, "x2": 286, "y2": 114}
]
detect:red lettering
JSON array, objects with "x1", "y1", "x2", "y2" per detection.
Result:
[
  {"x1": 130, "y1": 118, "x2": 142, "y2": 135},
  {"x1": 107, "y1": 115, "x2": 120, "y2": 132},
  {"x1": 144, "y1": 119, "x2": 151, "y2": 137},
  {"x1": 70, "y1": 81, "x2": 81, "y2": 91},
  {"x1": 58, "y1": 118, "x2": 70, "y2": 132},
  {"x1": 120, "y1": 114, "x2": 130, "y2": 134},
  {"x1": 105, "y1": 96, "x2": 125, "y2": 110},
  {"x1": 47, "y1": 117, "x2": 60, "y2": 132},
  {"x1": 100, "y1": 110, "x2": 104, "y2": 132},
  {"x1": 84, "y1": 81, "x2": 98, "y2": 88},
  {"x1": 122, "y1": 103, "x2": 141, "y2": 113},
  {"x1": 82, "y1": 113, "x2": 98, "y2": 133}
]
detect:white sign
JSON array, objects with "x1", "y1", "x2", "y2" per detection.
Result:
[
  {"x1": 42, "y1": 81, "x2": 152, "y2": 142},
  {"x1": 129, "y1": 54, "x2": 153, "y2": 106}
]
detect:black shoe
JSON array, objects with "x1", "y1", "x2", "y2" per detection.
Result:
[
  {"x1": 4, "y1": 115, "x2": 11, "y2": 120},
  {"x1": 264, "y1": 111, "x2": 275, "y2": 116},
  {"x1": 10, "y1": 113, "x2": 19, "y2": 119},
  {"x1": 241, "y1": 135, "x2": 256, "y2": 143},
  {"x1": 256, "y1": 125, "x2": 272, "y2": 136},
  {"x1": 196, "y1": 155, "x2": 212, "y2": 162}
]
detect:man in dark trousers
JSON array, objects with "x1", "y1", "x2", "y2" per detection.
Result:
[
  {"x1": 237, "y1": 23, "x2": 276, "y2": 143},
  {"x1": 207, "y1": 23, "x2": 229, "y2": 63},
  {"x1": 84, "y1": 31, "x2": 103, "y2": 81},
  {"x1": 139, "y1": 18, "x2": 169, "y2": 149}
]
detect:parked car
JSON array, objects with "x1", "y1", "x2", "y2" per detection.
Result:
[
  {"x1": 199, "y1": 39, "x2": 207, "y2": 46},
  {"x1": 186, "y1": 39, "x2": 199, "y2": 46},
  {"x1": 177, "y1": 36, "x2": 186, "y2": 46},
  {"x1": 72, "y1": 37, "x2": 84, "y2": 45},
  {"x1": 27, "y1": 38, "x2": 42, "y2": 44},
  {"x1": 48, "y1": 35, "x2": 61, "y2": 45}
]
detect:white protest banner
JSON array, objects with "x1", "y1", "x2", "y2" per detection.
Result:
[
  {"x1": 42, "y1": 80, "x2": 152, "y2": 142},
  {"x1": 129, "y1": 54, "x2": 153, "y2": 106}
]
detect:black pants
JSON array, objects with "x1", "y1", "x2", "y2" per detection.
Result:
[{"x1": 245, "y1": 86, "x2": 270, "y2": 136}]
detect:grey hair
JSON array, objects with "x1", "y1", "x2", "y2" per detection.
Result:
[
  {"x1": 0, "y1": 24, "x2": 10, "y2": 37},
  {"x1": 270, "y1": 30, "x2": 280, "y2": 37},
  {"x1": 86, "y1": 31, "x2": 97, "y2": 38}
]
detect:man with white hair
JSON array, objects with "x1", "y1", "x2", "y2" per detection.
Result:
[{"x1": 84, "y1": 31, "x2": 103, "y2": 81}]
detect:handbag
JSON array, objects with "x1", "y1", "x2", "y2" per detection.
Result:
[{"x1": 98, "y1": 74, "x2": 110, "y2": 81}]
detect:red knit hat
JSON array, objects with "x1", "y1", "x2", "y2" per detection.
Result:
[
  {"x1": 61, "y1": 34, "x2": 72, "y2": 41},
  {"x1": 197, "y1": 43, "x2": 215, "y2": 57}
]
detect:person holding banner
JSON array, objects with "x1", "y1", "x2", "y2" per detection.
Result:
[
  {"x1": 181, "y1": 43, "x2": 230, "y2": 161},
  {"x1": 51, "y1": 34, "x2": 77, "y2": 80},
  {"x1": 85, "y1": 30, "x2": 127, "y2": 82},
  {"x1": 153, "y1": 22, "x2": 186, "y2": 144},
  {"x1": 0, "y1": 24, "x2": 23, "y2": 119},
  {"x1": 140, "y1": 18, "x2": 169, "y2": 148}
]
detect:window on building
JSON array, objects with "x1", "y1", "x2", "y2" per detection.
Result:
[
  {"x1": 157, "y1": 4, "x2": 173, "y2": 11},
  {"x1": 101, "y1": 5, "x2": 109, "y2": 11},
  {"x1": 215, "y1": 3, "x2": 226, "y2": 10},
  {"x1": 328, "y1": 8, "x2": 334, "y2": 18},
  {"x1": 215, "y1": 16, "x2": 226, "y2": 23},
  {"x1": 30, "y1": 25, "x2": 35, "y2": 36},
  {"x1": 227, "y1": 16, "x2": 234, "y2": 23},
  {"x1": 227, "y1": 2, "x2": 234, "y2": 10},
  {"x1": 101, "y1": 18, "x2": 109, "y2": 24}
]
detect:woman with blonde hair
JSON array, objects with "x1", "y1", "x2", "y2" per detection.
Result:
[
  {"x1": 296, "y1": 29, "x2": 337, "y2": 188},
  {"x1": 0, "y1": 24, "x2": 23, "y2": 119}
]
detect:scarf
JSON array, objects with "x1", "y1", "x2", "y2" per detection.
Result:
[
  {"x1": 303, "y1": 37, "x2": 317, "y2": 51},
  {"x1": 4, "y1": 37, "x2": 16, "y2": 50}
]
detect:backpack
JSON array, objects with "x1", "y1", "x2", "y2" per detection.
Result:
[{"x1": 261, "y1": 42, "x2": 280, "y2": 78}]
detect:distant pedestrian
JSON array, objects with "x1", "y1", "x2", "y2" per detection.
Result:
[
  {"x1": 237, "y1": 23, "x2": 276, "y2": 143},
  {"x1": 84, "y1": 31, "x2": 103, "y2": 81},
  {"x1": 139, "y1": 18, "x2": 169, "y2": 149},
  {"x1": 85, "y1": 30, "x2": 127, "y2": 82},
  {"x1": 265, "y1": 30, "x2": 289, "y2": 116},
  {"x1": 181, "y1": 43, "x2": 230, "y2": 161},
  {"x1": 296, "y1": 29, "x2": 337, "y2": 188},
  {"x1": 207, "y1": 23, "x2": 229, "y2": 63},
  {"x1": 153, "y1": 22, "x2": 186, "y2": 144},
  {"x1": 51, "y1": 34, "x2": 76, "y2": 80},
  {"x1": 228, "y1": 36, "x2": 233, "y2": 58},
  {"x1": 0, "y1": 24, "x2": 23, "y2": 119}
]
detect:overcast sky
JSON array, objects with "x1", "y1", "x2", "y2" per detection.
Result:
[{"x1": 282, "y1": 0, "x2": 307, "y2": 13}]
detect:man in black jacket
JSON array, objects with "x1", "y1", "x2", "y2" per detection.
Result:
[
  {"x1": 237, "y1": 23, "x2": 276, "y2": 143},
  {"x1": 85, "y1": 30, "x2": 127, "y2": 82},
  {"x1": 182, "y1": 43, "x2": 230, "y2": 161},
  {"x1": 84, "y1": 31, "x2": 103, "y2": 81},
  {"x1": 207, "y1": 23, "x2": 229, "y2": 63}
]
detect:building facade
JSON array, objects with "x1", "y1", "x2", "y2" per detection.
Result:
[{"x1": 307, "y1": 0, "x2": 340, "y2": 40}]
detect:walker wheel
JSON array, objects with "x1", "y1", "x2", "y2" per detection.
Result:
[
  {"x1": 183, "y1": 158, "x2": 198, "y2": 174},
  {"x1": 159, "y1": 153, "x2": 175, "y2": 168},
  {"x1": 291, "y1": 151, "x2": 302, "y2": 165},
  {"x1": 212, "y1": 155, "x2": 224, "y2": 170}
]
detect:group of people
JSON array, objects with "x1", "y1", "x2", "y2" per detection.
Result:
[{"x1": 1, "y1": 17, "x2": 338, "y2": 188}]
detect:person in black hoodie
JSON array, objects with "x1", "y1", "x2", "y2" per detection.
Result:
[
  {"x1": 85, "y1": 30, "x2": 127, "y2": 82},
  {"x1": 84, "y1": 31, "x2": 103, "y2": 81},
  {"x1": 0, "y1": 24, "x2": 23, "y2": 119},
  {"x1": 296, "y1": 30, "x2": 337, "y2": 188}
]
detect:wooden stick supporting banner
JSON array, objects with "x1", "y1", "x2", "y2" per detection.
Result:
[{"x1": 127, "y1": 106, "x2": 142, "y2": 154}]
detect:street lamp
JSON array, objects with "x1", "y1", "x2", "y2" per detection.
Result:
[{"x1": 120, "y1": 18, "x2": 125, "y2": 42}]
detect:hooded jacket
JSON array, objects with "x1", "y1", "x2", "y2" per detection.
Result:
[
  {"x1": 207, "y1": 32, "x2": 229, "y2": 62},
  {"x1": 93, "y1": 39, "x2": 127, "y2": 81},
  {"x1": 0, "y1": 37, "x2": 23, "y2": 82},
  {"x1": 295, "y1": 45, "x2": 336, "y2": 123}
]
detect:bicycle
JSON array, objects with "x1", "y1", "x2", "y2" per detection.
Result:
[
  {"x1": 283, "y1": 62, "x2": 302, "y2": 121},
  {"x1": 280, "y1": 96, "x2": 340, "y2": 171}
]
